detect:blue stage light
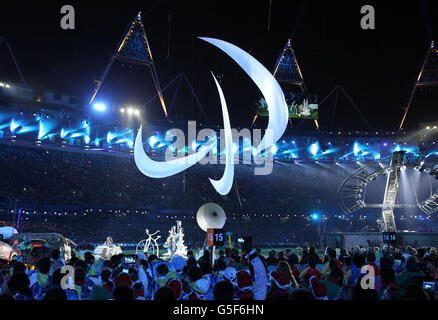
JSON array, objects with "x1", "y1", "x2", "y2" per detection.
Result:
[
  {"x1": 60, "y1": 128, "x2": 68, "y2": 139},
  {"x1": 115, "y1": 137, "x2": 134, "y2": 147},
  {"x1": 148, "y1": 136, "x2": 159, "y2": 148},
  {"x1": 271, "y1": 144, "x2": 278, "y2": 155},
  {"x1": 38, "y1": 120, "x2": 45, "y2": 139},
  {"x1": 10, "y1": 118, "x2": 20, "y2": 133},
  {"x1": 309, "y1": 142, "x2": 320, "y2": 156},
  {"x1": 353, "y1": 141, "x2": 361, "y2": 156},
  {"x1": 93, "y1": 103, "x2": 106, "y2": 112},
  {"x1": 311, "y1": 213, "x2": 320, "y2": 221},
  {"x1": 192, "y1": 140, "x2": 199, "y2": 151},
  {"x1": 38, "y1": 119, "x2": 56, "y2": 140},
  {"x1": 107, "y1": 132, "x2": 116, "y2": 144}
]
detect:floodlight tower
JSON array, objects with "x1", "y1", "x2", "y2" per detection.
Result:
[
  {"x1": 89, "y1": 12, "x2": 168, "y2": 118},
  {"x1": 381, "y1": 151, "x2": 406, "y2": 232}
]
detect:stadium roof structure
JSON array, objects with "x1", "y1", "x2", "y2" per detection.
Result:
[
  {"x1": 272, "y1": 38, "x2": 306, "y2": 91},
  {"x1": 89, "y1": 12, "x2": 168, "y2": 118}
]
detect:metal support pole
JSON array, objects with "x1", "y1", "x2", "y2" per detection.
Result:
[
  {"x1": 149, "y1": 62, "x2": 168, "y2": 118},
  {"x1": 168, "y1": 75, "x2": 184, "y2": 116},
  {"x1": 330, "y1": 87, "x2": 340, "y2": 130},
  {"x1": 183, "y1": 74, "x2": 210, "y2": 125},
  {"x1": 144, "y1": 73, "x2": 183, "y2": 108},
  {"x1": 339, "y1": 86, "x2": 374, "y2": 131},
  {"x1": 16, "y1": 209, "x2": 22, "y2": 231},
  {"x1": 318, "y1": 85, "x2": 338, "y2": 106},
  {"x1": 400, "y1": 85, "x2": 417, "y2": 129},
  {"x1": 0, "y1": 36, "x2": 27, "y2": 87},
  {"x1": 267, "y1": 0, "x2": 273, "y2": 31}
]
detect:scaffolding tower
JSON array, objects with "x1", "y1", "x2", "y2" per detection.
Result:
[{"x1": 381, "y1": 151, "x2": 406, "y2": 232}]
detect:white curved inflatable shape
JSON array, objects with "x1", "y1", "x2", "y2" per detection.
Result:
[
  {"x1": 209, "y1": 72, "x2": 234, "y2": 195},
  {"x1": 134, "y1": 125, "x2": 217, "y2": 178},
  {"x1": 199, "y1": 37, "x2": 289, "y2": 154}
]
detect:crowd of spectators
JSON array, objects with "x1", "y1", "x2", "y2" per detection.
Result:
[
  {"x1": 0, "y1": 143, "x2": 361, "y2": 212},
  {"x1": 1, "y1": 213, "x2": 328, "y2": 248},
  {"x1": 0, "y1": 143, "x2": 435, "y2": 242},
  {"x1": 0, "y1": 244, "x2": 437, "y2": 301},
  {"x1": 0, "y1": 141, "x2": 437, "y2": 301}
]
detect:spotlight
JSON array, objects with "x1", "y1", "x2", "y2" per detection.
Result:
[
  {"x1": 127, "y1": 107, "x2": 133, "y2": 115},
  {"x1": 93, "y1": 103, "x2": 106, "y2": 112},
  {"x1": 120, "y1": 108, "x2": 125, "y2": 113},
  {"x1": 134, "y1": 109, "x2": 140, "y2": 116}
]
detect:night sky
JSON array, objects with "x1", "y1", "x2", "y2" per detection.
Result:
[{"x1": 0, "y1": 0, "x2": 437, "y2": 130}]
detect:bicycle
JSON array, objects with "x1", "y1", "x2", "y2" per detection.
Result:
[{"x1": 136, "y1": 229, "x2": 161, "y2": 257}]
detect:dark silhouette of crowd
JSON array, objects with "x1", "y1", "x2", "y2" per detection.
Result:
[{"x1": 0, "y1": 244, "x2": 437, "y2": 301}]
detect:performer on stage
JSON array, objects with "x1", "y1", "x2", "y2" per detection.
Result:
[{"x1": 104, "y1": 236, "x2": 113, "y2": 248}]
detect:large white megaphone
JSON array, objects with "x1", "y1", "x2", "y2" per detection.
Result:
[
  {"x1": 0, "y1": 226, "x2": 18, "y2": 240},
  {"x1": 196, "y1": 203, "x2": 226, "y2": 232}
]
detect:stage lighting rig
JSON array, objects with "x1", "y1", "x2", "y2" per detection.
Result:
[
  {"x1": 93, "y1": 102, "x2": 106, "y2": 112},
  {"x1": 120, "y1": 106, "x2": 141, "y2": 117}
]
